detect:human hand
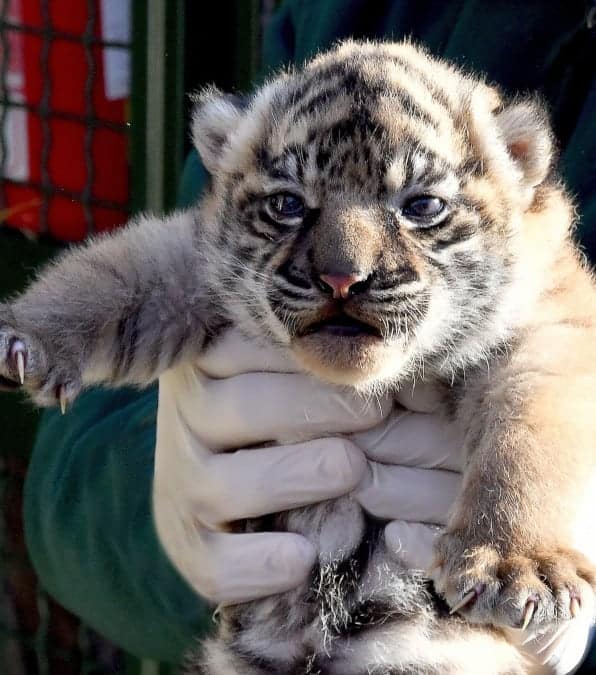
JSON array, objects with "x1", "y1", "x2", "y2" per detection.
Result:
[{"x1": 152, "y1": 331, "x2": 392, "y2": 605}]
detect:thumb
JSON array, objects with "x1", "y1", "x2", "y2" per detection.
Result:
[{"x1": 384, "y1": 520, "x2": 443, "y2": 572}]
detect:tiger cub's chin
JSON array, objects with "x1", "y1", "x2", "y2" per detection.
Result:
[{"x1": 291, "y1": 332, "x2": 407, "y2": 386}]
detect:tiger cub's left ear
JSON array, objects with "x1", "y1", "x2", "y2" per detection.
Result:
[{"x1": 495, "y1": 98, "x2": 554, "y2": 189}]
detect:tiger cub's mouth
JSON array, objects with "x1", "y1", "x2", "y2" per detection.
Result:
[
  {"x1": 302, "y1": 313, "x2": 382, "y2": 339},
  {"x1": 291, "y1": 310, "x2": 395, "y2": 385}
]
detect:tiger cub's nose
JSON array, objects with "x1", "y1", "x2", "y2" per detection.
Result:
[{"x1": 317, "y1": 272, "x2": 369, "y2": 300}]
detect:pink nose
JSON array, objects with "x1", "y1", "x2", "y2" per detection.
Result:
[{"x1": 319, "y1": 273, "x2": 366, "y2": 300}]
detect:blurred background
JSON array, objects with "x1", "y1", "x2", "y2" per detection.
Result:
[{"x1": 0, "y1": 1, "x2": 273, "y2": 672}]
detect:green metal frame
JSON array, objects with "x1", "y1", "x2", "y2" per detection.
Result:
[
  {"x1": 131, "y1": 0, "x2": 264, "y2": 215},
  {"x1": 131, "y1": 0, "x2": 186, "y2": 214}
]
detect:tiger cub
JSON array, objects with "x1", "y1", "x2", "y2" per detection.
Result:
[{"x1": 1, "y1": 41, "x2": 595, "y2": 674}]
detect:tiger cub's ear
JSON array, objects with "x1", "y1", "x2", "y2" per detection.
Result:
[
  {"x1": 495, "y1": 98, "x2": 554, "y2": 189},
  {"x1": 469, "y1": 86, "x2": 554, "y2": 205},
  {"x1": 190, "y1": 88, "x2": 246, "y2": 173}
]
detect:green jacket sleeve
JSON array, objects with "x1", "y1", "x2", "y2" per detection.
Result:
[
  {"x1": 24, "y1": 0, "x2": 596, "y2": 667},
  {"x1": 25, "y1": 387, "x2": 210, "y2": 663}
]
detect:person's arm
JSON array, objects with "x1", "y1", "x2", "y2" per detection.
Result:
[{"x1": 24, "y1": 386, "x2": 208, "y2": 664}]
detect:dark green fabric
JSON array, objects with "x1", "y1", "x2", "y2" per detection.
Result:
[
  {"x1": 24, "y1": 0, "x2": 596, "y2": 665},
  {"x1": 25, "y1": 387, "x2": 210, "y2": 662}
]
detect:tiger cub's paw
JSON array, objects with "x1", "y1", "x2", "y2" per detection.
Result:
[
  {"x1": 0, "y1": 319, "x2": 81, "y2": 410},
  {"x1": 432, "y1": 534, "x2": 596, "y2": 631}
]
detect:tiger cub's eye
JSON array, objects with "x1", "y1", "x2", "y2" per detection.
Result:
[
  {"x1": 267, "y1": 193, "x2": 305, "y2": 220},
  {"x1": 402, "y1": 196, "x2": 446, "y2": 221}
]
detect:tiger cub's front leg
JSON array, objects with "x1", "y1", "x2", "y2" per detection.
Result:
[
  {"x1": 0, "y1": 211, "x2": 210, "y2": 408},
  {"x1": 433, "y1": 353, "x2": 596, "y2": 633}
]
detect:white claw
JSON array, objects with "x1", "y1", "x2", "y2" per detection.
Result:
[
  {"x1": 59, "y1": 387, "x2": 67, "y2": 415},
  {"x1": 521, "y1": 600, "x2": 536, "y2": 630},
  {"x1": 16, "y1": 351, "x2": 25, "y2": 385},
  {"x1": 570, "y1": 596, "x2": 580, "y2": 619},
  {"x1": 449, "y1": 589, "x2": 478, "y2": 615}
]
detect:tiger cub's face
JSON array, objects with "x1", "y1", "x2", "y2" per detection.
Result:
[{"x1": 194, "y1": 41, "x2": 555, "y2": 387}]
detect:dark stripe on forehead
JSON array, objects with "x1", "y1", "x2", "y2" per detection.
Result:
[
  {"x1": 403, "y1": 143, "x2": 459, "y2": 177},
  {"x1": 268, "y1": 166, "x2": 294, "y2": 182},
  {"x1": 382, "y1": 143, "x2": 458, "y2": 197},
  {"x1": 323, "y1": 108, "x2": 388, "y2": 146},
  {"x1": 296, "y1": 65, "x2": 386, "y2": 104},
  {"x1": 291, "y1": 66, "x2": 439, "y2": 130},
  {"x1": 270, "y1": 143, "x2": 308, "y2": 180},
  {"x1": 288, "y1": 61, "x2": 353, "y2": 103},
  {"x1": 386, "y1": 54, "x2": 458, "y2": 117},
  {"x1": 412, "y1": 151, "x2": 455, "y2": 181},
  {"x1": 316, "y1": 146, "x2": 332, "y2": 170},
  {"x1": 412, "y1": 167, "x2": 451, "y2": 189},
  {"x1": 310, "y1": 51, "x2": 456, "y2": 109}
]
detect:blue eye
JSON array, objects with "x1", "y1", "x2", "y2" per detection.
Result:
[
  {"x1": 402, "y1": 196, "x2": 446, "y2": 220},
  {"x1": 267, "y1": 193, "x2": 305, "y2": 220}
]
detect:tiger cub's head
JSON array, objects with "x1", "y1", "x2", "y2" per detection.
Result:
[{"x1": 193, "y1": 40, "x2": 566, "y2": 388}]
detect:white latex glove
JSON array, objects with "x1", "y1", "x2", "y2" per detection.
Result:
[{"x1": 153, "y1": 331, "x2": 393, "y2": 605}]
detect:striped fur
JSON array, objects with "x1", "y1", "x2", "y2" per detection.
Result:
[{"x1": 1, "y1": 41, "x2": 595, "y2": 673}]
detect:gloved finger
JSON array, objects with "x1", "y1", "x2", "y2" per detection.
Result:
[
  {"x1": 505, "y1": 622, "x2": 592, "y2": 674},
  {"x1": 196, "y1": 439, "x2": 366, "y2": 526},
  {"x1": 504, "y1": 588, "x2": 595, "y2": 673},
  {"x1": 196, "y1": 330, "x2": 300, "y2": 378},
  {"x1": 203, "y1": 531, "x2": 316, "y2": 606},
  {"x1": 355, "y1": 462, "x2": 461, "y2": 524},
  {"x1": 536, "y1": 621, "x2": 592, "y2": 674},
  {"x1": 167, "y1": 365, "x2": 392, "y2": 451},
  {"x1": 350, "y1": 411, "x2": 463, "y2": 471},
  {"x1": 384, "y1": 520, "x2": 442, "y2": 571},
  {"x1": 159, "y1": 524, "x2": 317, "y2": 606}
]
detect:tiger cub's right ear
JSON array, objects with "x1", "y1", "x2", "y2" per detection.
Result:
[{"x1": 191, "y1": 88, "x2": 246, "y2": 173}]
